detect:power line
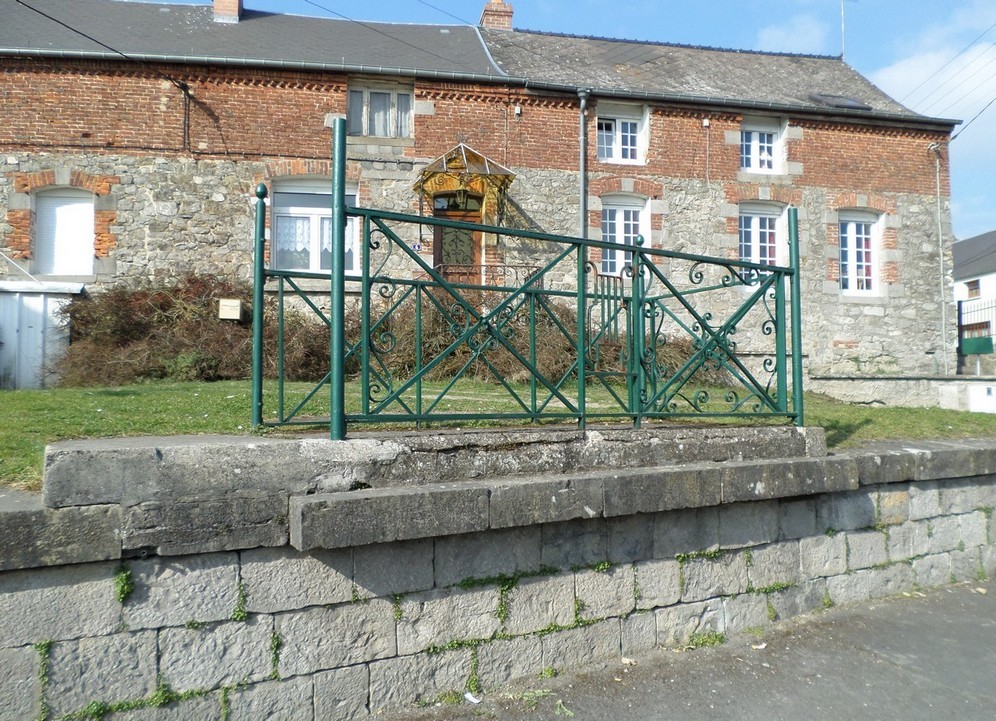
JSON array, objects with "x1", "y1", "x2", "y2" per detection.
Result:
[
  {"x1": 920, "y1": 53, "x2": 996, "y2": 116},
  {"x1": 416, "y1": 0, "x2": 473, "y2": 26},
  {"x1": 901, "y1": 18, "x2": 996, "y2": 104},
  {"x1": 952, "y1": 94, "x2": 996, "y2": 141},
  {"x1": 13, "y1": 0, "x2": 189, "y2": 93},
  {"x1": 914, "y1": 44, "x2": 996, "y2": 113},
  {"x1": 299, "y1": 0, "x2": 463, "y2": 67},
  {"x1": 929, "y1": 69, "x2": 996, "y2": 119}
]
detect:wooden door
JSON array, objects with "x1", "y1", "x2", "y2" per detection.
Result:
[{"x1": 433, "y1": 193, "x2": 482, "y2": 285}]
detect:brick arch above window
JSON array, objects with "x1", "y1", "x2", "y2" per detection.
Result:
[
  {"x1": 827, "y1": 192, "x2": 896, "y2": 215},
  {"x1": 12, "y1": 169, "x2": 119, "y2": 196},
  {"x1": 265, "y1": 159, "x2": 332, "y2": 179},
  {"x1": 589, "y1": 176, "x2": 658, "y2": 199},
  {"x1": 263, "y1": 160, "x2": 362, "y2": 192},
  {"x1": 4, "y1": 168, "x2": 118, "y2": 269},
  {"x1": 723, "y1": 183, "x2": 801, "y2": 206}
]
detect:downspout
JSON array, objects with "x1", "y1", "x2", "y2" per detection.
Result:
[
  {"x1": 929, "y1": 142, "x2": 948, "y2": 374},
  {"x1": 578, "y1": 90, "x2": 590, "y2": 239}
]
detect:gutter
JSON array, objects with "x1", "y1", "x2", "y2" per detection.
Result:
[{"x1": 1, "y1": 47, "x2": 959, "y2": 132}]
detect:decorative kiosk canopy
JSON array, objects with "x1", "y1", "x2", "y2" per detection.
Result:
[{"x1": 414, "y1": 144, "x2": 515, "y2": 223}]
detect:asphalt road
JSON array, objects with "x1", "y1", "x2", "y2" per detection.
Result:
[{"x1": 385, "y1": 579, "x2": 996, "y2": 721}]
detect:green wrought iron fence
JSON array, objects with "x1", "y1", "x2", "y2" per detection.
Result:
[{"x1": 252, "y1": 120, "x2": 804, "y2": 438}]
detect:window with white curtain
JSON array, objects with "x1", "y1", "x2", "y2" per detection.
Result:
[
  {"x1": 347, "y1": 85, "x2": 412, "y2": 139},
  {"x1": 34, "y1": 188, "x2": 95, "y2": 276},
  {"x1": 271, "y1": 179, "x2": 358, "y2": 273}
]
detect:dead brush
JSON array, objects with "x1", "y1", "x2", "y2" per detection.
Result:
[{"x1": 56, "y1": 275, "x2": 333, "y2": 386}]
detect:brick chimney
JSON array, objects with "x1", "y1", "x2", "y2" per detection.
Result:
[
  {"x1": 214, "y1": 0, "x2": 243, "y2": 23},
  {"x1": 479, "y1": 0, "x2": 513, "y2": 30}
]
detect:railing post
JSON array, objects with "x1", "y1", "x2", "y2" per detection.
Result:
[
  {"x1": 629, "y1": 237, "x2": 645, "y2": 427},
  {"x1": 251, "y1": 182, "x2": 267, "y2": 429},
  {"x1": 956, "y1": 299, "x2": 964, "y2": 357},
  {"x1": 775, "y1": 259, "x2": 787, "y2": 412},
  {"x1": 360, "y1": 215, "x2": 371, "y2": 418},
  {"x1": 330, "y1": 117, "x2": 347, "y2": 440},
  {"x1": 788, "y1": 206, "x2": 804, "y2": 426},
  {"x1": 576, "y1": 241, "x2": 587, "y2": 429}
]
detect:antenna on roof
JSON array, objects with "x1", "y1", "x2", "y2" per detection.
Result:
[
  {"x1": 840, "y1": 0, "x2": 857, "y2": 59},
  {"x1": 840, "y1": 0, "x2": 845, "y2": 58}
]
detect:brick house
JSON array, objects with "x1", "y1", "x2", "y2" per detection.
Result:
[{"x1": 0, "y1": 0, "x2": 957, "y2": 396}]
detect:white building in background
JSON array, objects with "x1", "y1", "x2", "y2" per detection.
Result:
[
  {"x1": 954, "y1": 230, "x2": 996, "y2": 301},
  {"x1": 953, "y1": 230, "x2": 996, "y2": 407}
]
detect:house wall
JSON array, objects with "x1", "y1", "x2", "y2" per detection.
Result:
[
  {"x1": 1, "y1": 432, "x2": 994, "y2": 719},
  {"x1": 954, "y1": 272, "x2": 996, "y2": 302},
  {"x1": 0, "y1": 57, "x2": 956, "y2": 386}
]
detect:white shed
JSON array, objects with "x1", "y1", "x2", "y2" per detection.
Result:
[{"x1": 0, "y1": 281, "x2": 84, "y2": 389}]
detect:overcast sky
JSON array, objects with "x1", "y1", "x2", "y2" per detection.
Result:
[{"x1": 144, "y1": 0, "x2": 996, "y2": 240}]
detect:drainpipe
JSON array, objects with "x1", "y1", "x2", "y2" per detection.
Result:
[
  {"x1": 578, "y1": 90, "x2": 590, "y2": 239},
  {"x1": 929, "y1": 142, "x2": 948, "y2": 375}
]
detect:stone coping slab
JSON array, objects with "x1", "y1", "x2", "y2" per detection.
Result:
[
  {"x1": 42, "y1": 426, "x2": 826, "y2": 509},
  {"x1": 290, "y1": 454, "x2": 861, "y2": 552},
  {"x1": 0, "y1": 431, "x2": 989, "y2": 570}
]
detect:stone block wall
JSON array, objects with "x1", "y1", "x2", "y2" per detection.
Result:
[{"x1": 0, "y1": 433, "x2": 994, "y2": 719}]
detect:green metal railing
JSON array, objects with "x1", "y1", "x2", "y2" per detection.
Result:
[{"x1": 252, "y1": 119, "x2": 804, "y2": 438}]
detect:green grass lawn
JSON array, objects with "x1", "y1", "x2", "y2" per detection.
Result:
[{"x1": 3, "y1": 379, "x2": 996, "y2": 492}]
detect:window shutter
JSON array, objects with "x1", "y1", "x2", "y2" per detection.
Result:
[{"x1": 35, "y1": 190, "x2": 94, "y2": 276}]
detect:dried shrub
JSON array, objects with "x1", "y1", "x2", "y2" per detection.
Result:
[
  {"x1": 367, "y1": 290, "x2": 579, "y2": 385},
  {"x1": 359, "y1": 290, "x2": 731, "y2": 389},
  {"x1": 56, "y1": 275, "x2": 331, "y2": 386},
  {"x1": 651, "y1": 334, "x2": 735, "y2": 388},
  {"x1": 55, "y1": 275, "x2": 733, "y2": 391}
]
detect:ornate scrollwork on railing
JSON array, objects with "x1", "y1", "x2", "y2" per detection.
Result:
[
  {"x1": 376, "y1": 279, "x2": 398, "y2": 300},
  {"x1": 724, "y1": 389, "x2": 764, "y2": 414},
  {"x1": 368, "y1": 227, "x2": 393, "y2": 279},
  {"x1": 369, "y1": 326, "x2": 397, "y2": 355},
  {"x1": 254, "y1": 198, "x2": 802, "y2": 431},
  {"x1": 433, "y1": 264, "x2": 542, "y2": 289}
]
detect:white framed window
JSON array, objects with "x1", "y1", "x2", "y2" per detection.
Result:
[
  {"x1": 347, "y1": 85, "x2": 412, "y2": 138},
  {"x1": 738, "y1": 203, "x2": 785, "y2": 267},
  {"x1": 838, "y1": 211, "x2": 880, "y2": 294},
  {"x1": 596, "y1": 103, "x2": 647, "y2": 164},
  {"x1": 600, "y1": 195, "x2": 648, "y2": 276},
  {"x1": 34, "y1": 188, "x2": 95, "y2": 276},
  {"x1": 740, "y1": 117, "x2": 784, "y2": 174},
  {"x1": 271, "y1": 179, "x2": 358, "y2": 273}
]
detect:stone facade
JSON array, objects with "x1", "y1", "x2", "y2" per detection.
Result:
[{"x1": 0, "y1": 17, "x2": 957, "y2": 396}]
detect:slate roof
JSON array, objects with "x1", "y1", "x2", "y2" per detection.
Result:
[
  {"x1": 1, "y1": 0, "x2": 503, "y2": 77},
  {"x1": 2, "y1": 0, "x2": 955, "y2": 128},
  {"x1": 953, "y1": 230, "x2": 996, "y2": 281},
  {"x1": 481, "y1": 28, "x2": 925, "y2": 121}
]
